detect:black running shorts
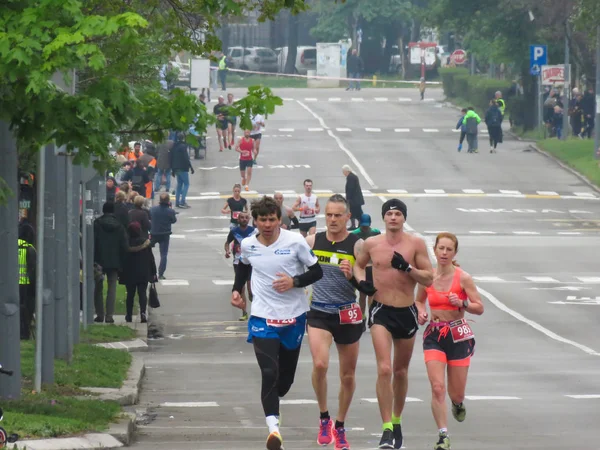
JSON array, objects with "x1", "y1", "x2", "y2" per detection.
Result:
[
  {"x1": 368, "y1": 301, "x2": 419, "y2": 340},
  {"x1": 298, "y1": 221, "x2": 317, "y2": 233},
  {"x1": 307, "y1": 309, "x2": 364, "y2": 345}
]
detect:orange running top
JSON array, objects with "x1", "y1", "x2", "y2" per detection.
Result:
[{"x1": 425, "y1": 267, "x2": 467, "y2": 311}]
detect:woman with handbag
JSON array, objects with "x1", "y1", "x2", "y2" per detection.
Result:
[{"x1": 120, "y1": 221, "x2": 157, "y2": 323}]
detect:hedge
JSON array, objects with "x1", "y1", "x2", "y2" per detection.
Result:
[{"x1": 440, "y1": 68, "x2": 512, "y2": 114}]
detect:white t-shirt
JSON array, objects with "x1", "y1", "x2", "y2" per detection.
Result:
[
  {"x1": 251, "y1": 114, "x2": 265, "y2": 135},
  {"x1": 240, "y1": 229, "x2": 318, "y2": 320},
  {"x1": 298, "y1": 194, "x2": 318, "y2": 223}
]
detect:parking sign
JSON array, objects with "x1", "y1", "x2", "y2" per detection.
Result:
[{"x1": 530, "y1": 45, "x2": 547, "y2": 75}]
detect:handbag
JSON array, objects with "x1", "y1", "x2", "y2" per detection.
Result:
[{"x1": 149, "y1": 283, "x2": 161, "y2": 308}]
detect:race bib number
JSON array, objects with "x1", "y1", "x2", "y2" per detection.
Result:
[
  {"x1": 267, "y1": 318, "x2": 297, "y2": 328},
  {"x1": 339, "y1": 303, "x2": 363, "y2": 325},
  {"x1": 241, "y1": 150, "x2": 250, "y2": 158},
  {"x1": 232, "y1": 211, "x2": 241, "y2": 220},
  {"x1": 304, "y1": 208, "x2": 314, "y2": 216},
  {"x1": 450, "y1": 319, "x2": 474, "y2": 343}
]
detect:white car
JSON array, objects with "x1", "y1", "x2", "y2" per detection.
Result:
[
  {"x1": 275, "y1": 46, "x2": 316, "y2": 74},
  {"x1": 227, "y1": 47, "x2": 278, "y2": 73}
]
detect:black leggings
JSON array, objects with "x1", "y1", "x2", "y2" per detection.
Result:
[
  {"x1": 126, "y1": 282, "x2": 148, "y2": 316},
  {"x1": 253, "y1": 337, "x2": 302, "y2": 417},
  {"x1": 488, "y1": 126, "x2": 502, "y2": 148}
]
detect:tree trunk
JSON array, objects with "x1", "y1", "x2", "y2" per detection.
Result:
[
  {"x1": 399, "y1": 35, "x2": 407, "y2": 80},
  {"x1": 410, "y1": 18, "x2": 421, "y2": 43},
  {"x1": 284, "y1": 12, "x2": 298, "y2": 74}
]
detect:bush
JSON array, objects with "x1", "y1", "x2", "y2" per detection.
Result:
[{"x1": 440, "y1": 68, "x2": 512, "y2": 113}]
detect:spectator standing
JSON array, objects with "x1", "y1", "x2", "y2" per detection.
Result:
[
  {"x1": 105, "y1": 177, "x2": 118, "y2": 203},
  {"x1": 218, "y1": 52, "x2": 228, "y2": 91},
  {"x1": 150, "y1": 193, "x2": 178, "y2": 279},
  {"x1": 18, "y1": 223, "x2": 36, "y2": 339},
  {"x1": 114, "y1": 191, "x2": 130, "y2": 230},
  {"x1": 581, "y1": 87, "x2": 596, "y2": 139},
  {"x1": 346, "y1": 48, "x2": 363, "y2": 91},
  {"x1": 342, "y1": 165, "x2": 364, "y2": 230},
  {"x1": 122, "y1": 159, "x2": 150, "y2": 199},
  {"x1": 552, "y1": 105, "x2": 564, "y2": 140},
  {"x1": 129, "y1": 195, "x2": 151, "y2": 240},
  {"x1": 154, "y1": 141, "x2": 173, "y2": 193},
  {"x1": 485, "y1": 100, "x2": 503, "y2": 153},
  {"x1": 93, "y1": 202, "x2": 128, "y2": 323},
  {"x1": 119, "y1": 222, "x2": 157, "y2": 323},
  {"x1": 170, "y1": 133, "x2": 195, "y2": 209}
]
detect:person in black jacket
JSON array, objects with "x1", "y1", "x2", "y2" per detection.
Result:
[
  {"x1": 122, "y1": 159, "x2": 150, "y2": 198},
  {"x1": 114, "y1": 191, "x2": 130, "y2": 230},
  {"x1": 342, "y1": 165, "x2": 364, "y2": 230},
  {"x1": 581, "y1": 87, "x2": 596, "y2": 139},
  {"x1": 170, "y1": 132, "x2": 195, "y2": 208},
  {"x1": 119, "y1": 221, "x2": 157, "y2": 323},
  {"x1": 150, "y1": 193, "x2": 178, "y2": 279},
  {"x1": 346, "y1": 48, "x2": 363, "y2": 91},
  {"x1": 93, "y1": 202, "x2": 128, "y2": 323},
  {"x1": 128, "y1": 195, "x2": 151, "y2": 240},
  {"x1": 485, "y1": 99, "x2": 503, "y2": 153}
]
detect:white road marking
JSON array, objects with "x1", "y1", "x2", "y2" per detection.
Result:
[
  {"x1": 170, "y1": 234, "x2": 186, "y2": 239},
  {"x1": 423, "y1": 98, "x2": 435, "y2": 102},
  {"x1": 365, "y1": 128, "x2": 381, "y2": 132},
  {"x1": 336, "y1": 127, "x2": 352, "y2": 132},
  {"x1": 574, "y1": 192, "x2": 596, "y2": 197},
  {"x1": 423, "y1": 128, "x2": 439, "y2": 132},
  {"x1": 329, "y1": 97, "x2": 341, "y2": 102},
  {"x1": 201, "y1": 192, "x2": 220, "y2": 195},
  {"x1": 213, "y1": 280, "x2": 234, "y2": 285},
  {"x1": 423, "y1": 230, "x2": 450, "y2": 234},
  {"x1": 537, "y1": 191, "x2": 560, "y2": 196},
  {"x1": 398, "y1": 98, "x2": 412, "y2": 102},
  {"x1": 161, "y1": 402, "x2": 219, "y2": 407},
  {"x1": 296, "y1": 100, "x2": 330, "y2": 130},
  {"x1": 387, "y1": 189, "x2": 408, "y2": 193},
  {"x1": 160, "y1": 280, "x2": 190, "y2": 286},
  {"x1": 469, "y1": 231, "x2": 496, "y2": 234},
  {"x1": 524, "y1": 276, "x2": 560, "y2": 283},
  {"x1": 278, "y1": 128, "x2": 295, "y2": 132},
  {"x1": 512, "y1": 231, "x2": 540, "y2": 235},
  {"x1": 374, "y1": 97, "x2": 388, "y2": 102},
  {"x1": 473, "y1": 276, "x2": 506, "y2": 282},
  {"x1": 452, "y1": 129, "x2": 461, "y2": 133},
  {"x1": 308, "y1": 127, "x2": 324, "y2": 132},
  {"x1": 233, "y1": 406, "x2": 254, "y2": 427},
  {"x1": 351, "y1": 97, "x2": 365, "y2": 102},
  {"x1": 465, "y1": 396, "x2": 521, "y2": 401},
  {"x1": 282, "y1": 97, "x2": 294, "y2": 101},
  {"x1": 424, "y1": 189, "x2": 445, "y2": 194},
  {"x1": 394, "y1": 128, "x2": 410, "y2": 132},
  {"x1": 477, "y1": 286, "x2": 600, "y2": 357},
  {"x1": 462, "y1": 189, "x2": 484, "y2": 194},
  {"x1": 280, "y1": 399, "x2": 318, "y2": 405},
  {"x1": 576, "y1": 277, "x2": 600, "y2": 283},
  {"x1": 304, "y1": 98, "x2": 317, "y2": 102},
  {"x1": 313, "y1": 189, "x2": 333, "y2": 193},
  {"x1": 361, "y1": 397, "x2": 422, "y2": 403},
  {"x1": 499, "y1": 189, "x2": 522, "y2": 195},
  {"x1": 565, "y1": 394, "x2": 600, "y2": 399}
]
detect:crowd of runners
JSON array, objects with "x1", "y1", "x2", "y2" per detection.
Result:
[{"x1": 205, "y1": 93, "x2": 485, "y2": 450}]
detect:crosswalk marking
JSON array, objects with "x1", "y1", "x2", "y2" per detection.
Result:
[
  {"x1": 212, "y1": 280, "x2": 234, "y2": 285},
  {"x1": 351, "y1": 98, "x2": 365, "y2": 102},
  {"x1": 473, "y1": 276, "x2": 505, "y2": 282},
  {"x1": 394, "y1": 128, "x2": 410, "y2": 132},
  {"x1": 280, "y1": 399, "x2": 318, "y2": 405},
  {"x1": 160, "y1": 279, "x2": 190, "y2": 286},
  {"x1": 278, "y1": 128, "x2": 295, "y2": 132},
  {"x1": 308, "y1": 127, "x2": 324, "y2": 132},
  {"x1": 365, "y1": 127, "x2": 381, "y2": 132},
  {"x1": 537, "y1": 191, "x2": 560, "y2": 196},
  {"x1": 462, "y1": 189, "x2": 485, "y2": 194},
  {"x1": 424, "y1": 189, "x2": 445, "y2": 194},
  {"x1": 336, "y1": 127, "x2": 352, "y2": 132},
  {"x1": 575, "y1": 277, "x2": 600, "y2": 283},
  {"x1": 374, "y1": 97, "x2": 388, "y2": 102},
  {"x1": 423, "y1": 128, "x2": 439, "y2": 132},
  {"x1": 329, "y1": 97, "x2": 341, "y2": 102},
  {"x1": 565, "y1": 394, "x2": 600, "y2": 399},
  {"x1": 524, "y1": 276, "x2": 560, "y2": 283}
]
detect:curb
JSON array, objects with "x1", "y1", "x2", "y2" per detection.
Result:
[
  {"x1": 15, "y1": 433, "x2": 124, "y2": 450},
  {"x1": 107, "y1": 412, "x2": 136, "y2": 446},
  {"x1": 81, "y1": 354, "x2": 146, "y2": 406},
  {"x1": 528, "y1": 143, "x2": 600, "y2": 195}
]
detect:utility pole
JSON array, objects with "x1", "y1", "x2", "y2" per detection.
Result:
[
  {"x1": 34, "y1": 145, "x2": 46, "y2": 393},
  {"x1": 54, "y1": 147, "x2": 68, "y2": 360},
  {"x1": 563, "y1": 20, "x2": 571, "y2": 140},
  {"x1": 0, "y1": 121, "x2": 21, "y2": 400},
  {"x1": 595, "y1": 25, "x2": 600, "y2": 160}
]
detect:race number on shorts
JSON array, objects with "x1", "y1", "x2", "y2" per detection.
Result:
[
  {"x1": 449, "y1": 318, "x2": 474, "y2": 343},
  {"x1": 339, "y1": 303, "x2": 363, "y2": 325}
]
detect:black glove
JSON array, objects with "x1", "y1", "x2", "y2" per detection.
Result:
[
  {"x1": 190, "y1": 169, "x2": 195, "y2": 175},
  {"x1": 358, "y1": 280, "x2": 377, "y2": 296},
  {"x1": 391, "y1": 251, "x2": 412, "y2": 272}
]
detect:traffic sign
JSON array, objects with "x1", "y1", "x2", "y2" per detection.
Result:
[
  {"x1": 530, "y1": 64, "x2": 541, "y2": 76},
  {"x1": 450, "y1": 49, "x2": 467, "y2": 65},
  {"x1": 530, "y1": 45, "x2": 547, "y2": 71},
  {"x1": 541, "y1": 65, "x2": 569, "y2": 85}
]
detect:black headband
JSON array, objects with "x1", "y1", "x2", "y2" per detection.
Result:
[{"x1": 382, "y1": 199, "x2": 407, "y2": 219}]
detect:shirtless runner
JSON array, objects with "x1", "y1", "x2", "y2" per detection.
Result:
[{"x1": 353, "y1": 199, "x2": 434, "y2": 449}]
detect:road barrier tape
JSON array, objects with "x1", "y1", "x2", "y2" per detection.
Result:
[{"x1": 210, "y1": 66, "x2": 441, "y2": 85}]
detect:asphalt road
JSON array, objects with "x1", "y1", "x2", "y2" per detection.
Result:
[{"x1": 131, "y1": 87, "x2": 600, "y2": 450}]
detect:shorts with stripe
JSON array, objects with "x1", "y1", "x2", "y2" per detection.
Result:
[
  {"x1": 307, "y1": 309, "x2": 364, "y2": 345},
  {"x1": 423, "y1": 324, "x2": 475, "y2": 367},
  {"x1": 298, "y1": 221, "x2": 316, "y2": 233},
  {"x1": 368, "y1": 301, "x2": 418, "y2": 340}
]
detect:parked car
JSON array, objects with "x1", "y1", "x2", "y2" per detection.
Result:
[
  {"x1": 226, "y1": 47, "x2": 278, "y2": 73},
  {"x1": 275, "y1": 46, "x2": 316, "y2": 74}
]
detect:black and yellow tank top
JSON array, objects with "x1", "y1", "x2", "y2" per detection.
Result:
[{"x1": 311, "y1": 231, "x2": 359, "y2": 313}]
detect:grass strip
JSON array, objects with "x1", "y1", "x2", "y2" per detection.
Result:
[{"x1": 537, "y1": 138, "x2": 600, "y2": 187}]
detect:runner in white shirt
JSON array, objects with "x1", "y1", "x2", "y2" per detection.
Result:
[
  {"x1": 231, "y1": 196, "x2": 323, "y2": 450},
  {"x1": 292, "y1": 179, "x2": 320, "y2": 237},
  {"x1": 250, "y1": 113, "x2": 265, "y2": 162}
]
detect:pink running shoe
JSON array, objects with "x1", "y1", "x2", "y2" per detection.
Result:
[
  {"x1": 317, "y1": 418, "x2": 334, "y2": 446},
  {"x1": 334, "y1": 427, "x2": 350, "y2": 450}
]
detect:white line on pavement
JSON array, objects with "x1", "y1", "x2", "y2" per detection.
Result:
[
  {"x1": 161, "y1": 402, "x2": 219, "y2": 407},
  {"x1": 304, "y1": 98, "x2": 317, "y2": 102},
  {"x1": 365, "y1": 128, "x2": 381, "y2": 132},
  {"x1": 512, "y1": 231, "x2": 540, "y2": 235},
  {"x1": 170, "y1": 234, "x2": 186, "y2": 239},
  {"x1": 462, "y1": 189, "x2": 484, "y2": 194},
  {"x1": 465, "y1": 396, "x2": 522, "y2": 400},
  {"x1": 336, "y1": 128, "x2": 352, "y2": 132},
  {"x1": 278, "y1": 128, "x2": 295, "y2": 132},
  {"x1": 477, "y1": 286, "x2": 600, "y2": 357},
  {"x1": 398, "y1": 98, "x2": 412, "y2": 102},
  {"x1": 280, "y1": 399, "x2": 318, "y2": 405},
  {"x1": 423, "y1": 128, "x2": 439, "y2": 132},
  {"x1": 576, "y1": 277, "x2": 600, "y2": 283},
  {"x1": 160, "y1": 280, "x2": 190, "y2": 286},
  {"x1": 394, "y1": 128, "x2": 410, "y2": 132},
  {"x1": 329, "y1": 97, "x2": 341, "y2": 102},
  {"x1": 212, "y1": 280, "x2": 234, "y2": 285},
  {"x1": 374, "y1": 97, "x2": 388, "y2": 102},
  {"x1": 537, "y1": 191, "x2": 560, "y2": 196},
  {"x1": 424, "y1": 189, "x2": 445, "y2": 194},
  {"x1": 308, "y1": 127, "x2": 324, "y2": 132},
  {"x1": 351, "y1": 97, "x2": 365, "y2": 102},
  {"x1": 565, "y1": 394, "x2": 600, "y2": 399},
  {"x1": 469, "y1": 231, "x2": 496, "y2": 234},
  {"x1": 473, "y1": 276, "x2": 506, "y2": 282},
  {"x1": 361, "y1": 397, "x2": 423, "y2": 403},
  {"x1": 524, "y1": 276, "x2": 560, "y2": 283}
]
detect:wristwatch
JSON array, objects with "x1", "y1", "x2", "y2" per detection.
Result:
[
  {"x1": 462, "y1": 299, "x2": 469, "y2": 309},
  {"x1": 293, "y1": 277, "x2": 300, "y2": 288}
]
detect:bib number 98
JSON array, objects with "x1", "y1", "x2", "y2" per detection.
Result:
[{"x1": 449, "y1": 319, "x2": 474, "y2": 343}]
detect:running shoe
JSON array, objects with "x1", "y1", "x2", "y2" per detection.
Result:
[
  {"x1": 393, "y1": 423, "x2": 403, "y2": 449},
  {"x1": 434, "y1": 432, "x2": 451, "y2": 449},
  {"x1": 239, "y1": 312, "x2": 248, "y2": 321},
  {"x1": 317, "y1": 419, "x2": 334, "y2": 446},
  {"x1": 333, "y1": 427, "x2": 350, "y2": 450},
  {"x1": 457, "y1": 143, "x2": 462, "y2": 152},
  {"x1": 378, "y1": 429, "x2": 394, "y2": 449},
  {"x1": 266, "y1": 430, "x2": 284, "y2": 450},
  {"x1": 451, "y1": 402, "x2": 466, "y2": 422}
]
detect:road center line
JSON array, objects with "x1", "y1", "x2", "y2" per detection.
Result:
[{"x1": 297, "y1": 98, "x2": 600, "y2": 358}]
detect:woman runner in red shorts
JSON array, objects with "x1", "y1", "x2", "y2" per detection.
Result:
[
  {"x1": 415, "y1": 232, "x2": 484, "y2": 450},
  {"x1": 236, "y1": 129, "x2": 256, "y2": 191}
]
